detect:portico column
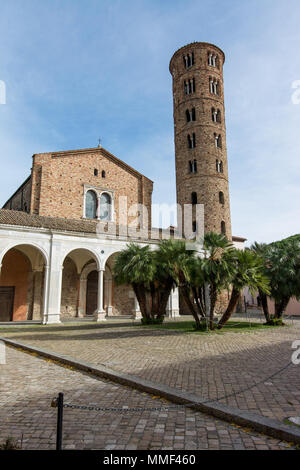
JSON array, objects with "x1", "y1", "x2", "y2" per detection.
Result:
[
  {"x1": 78, "y1": 277, "x2": 87, "y2": 317},
  {"x1": 42, "y1": 265, "x2": 49, "y2": 324},
  {"x1": 132, "y1": 294, "x2": 142, "y2": 320},
  {"x1": 166, "y1": 287, "x2": 180, "y2": 318},
  {"x1": 94, "y1": 268, "x2": 106, "y2": 322},
  {"x1": 43, "y1": 264, "x2": 63, "y2": 325}
]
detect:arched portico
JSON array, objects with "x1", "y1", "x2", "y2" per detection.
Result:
[{"x1": 0, "y1": 243, "x2": 48, "y2": 322}]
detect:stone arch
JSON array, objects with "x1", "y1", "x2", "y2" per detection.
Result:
[
  {"x1": 60, "y1": 248, "x2": 100, "y2": 319},
  {"x1": 0, "y1": 243, "x2": 48, "y2": 322}
]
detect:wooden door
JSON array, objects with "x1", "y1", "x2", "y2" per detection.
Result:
[
  {"x1": 86, "y1": 271, "x2": 98, "y2": 315},
  {"x1": 0, "y1": 287, "x2": 15, "y2": 322}
]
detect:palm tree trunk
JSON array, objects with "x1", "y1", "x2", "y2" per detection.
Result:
[
  {"x1": 218, "y1": 288, "x2": 240, "y2": 329},
  {"x1": 209, "y1": 283, "x2": 217, "y2": 330},
  {"x1": 157, "y1": 280, "x2": 173, "y2": 319},
  {"x1": 275, "y1": 297, "x2": 290, "y2": 319},
  {"x1": 180, "y1": 285, "x2": 202, "y2": 329},
  {"x1": 259, "y1": 289, "x2": 270, "y2": 323},
  {"x1": 133, "y1": 284, "x2": 149, "y2": 320}
]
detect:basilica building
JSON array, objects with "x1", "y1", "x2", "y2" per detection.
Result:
[{"x1": 0, "y1": 42, "x2": 245, "y2": 324}]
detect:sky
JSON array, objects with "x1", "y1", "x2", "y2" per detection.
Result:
[{"x1": 0, "y1": 0, "x2": 300, "y2": 245}]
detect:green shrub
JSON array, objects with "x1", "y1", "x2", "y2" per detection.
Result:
[
  {"x1": 141, "y1": 317, "x2": 164, "y2": 325},
  {"x1": 0, "y1": 437, "x2": 21, "y2": 450}
]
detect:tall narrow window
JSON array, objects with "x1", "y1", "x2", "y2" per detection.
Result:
[
  {"x1": 212, "y1": 108, "x2": 221, "y2": 123},
  {"x1": 101, "y1": 170, "x2": 106, "y2": 178},
  {"x1": 221, "y1": 221, "x2": 226, "y2": 235},
  {"x1": 94, "y1": 168, "x2": 98, "y2": 176},
  {"x1": 187, "y1": 133, "x2": 196, "y2": 149},
  {"x1": 100, "y1": 193, "x2": 112, "y2": 221},
  {"x1": 192, "y1": 220, "x2": 197, "y2": 234},
  {"x1": 209, "y1": 79, "x2": 219, "y2": 95},
  {"x1": 184, "y1": 78, "x2": 195, "y2": 95},
  {"x1": 189, "y1": 160, "x2": 197, "y2": 174},
  {"x1": 191, "y1": 192, "x2": 197, "y2": 204},
  {"x1": 219, "y1": 191, "x2": 224, "y2": 204},
  {"x1": 183, "y1": 52, "x2": 194, "y2": 69},
  {"x1": 85, "y1": 190, "x2": 97, "y2": 219},
  {"x1": 186, "y1": 108, "x2": 196, "y2": 122},
  {"x1": 216, "y1": 159, "x2": 223, "y2": 173},
  {"x1": 214, "y1": 133, "x2": 222, "y2": 148},
  {"x1": 208, "y1": 53, "x2": 218, "y2": 67}
]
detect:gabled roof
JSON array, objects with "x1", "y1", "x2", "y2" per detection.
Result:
[{"x1": 35, "y1": 146, "x2": 153, "y2": 184}]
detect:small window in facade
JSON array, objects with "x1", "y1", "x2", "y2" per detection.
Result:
[
  {"x1": 219, "y1": 191, "x2": 224, "y2": 204},
  {"x1": 101, "y1": 170, "x2": 106, "y2": 178},
  {"x1": 189, "y1": 159, "x2": 197, "y2": 174},
  {"x1": 191, "y1": 192, "x2": 197, "y2": 205},
  {"x1": 221, "y1": 221, "x2": 226, "y2": 235},
  {"x1": 94, "y1": 168, "x2": 98, "y2": 176},
  {"x1": 188, "y1": 133, "x2": 196, "y2": 149},
  {"x1": 100, "y1": 193, "x2": 112, "y2": 221},
  {"x1": 85, "y1": 190, "x2": 97, "y2": 219},
  {"x1": 192, "y1": 220, "x2": 197, "y2": 234},
  {"x1": 216, "y1": 159, "x2": 223, "y2": 173}
]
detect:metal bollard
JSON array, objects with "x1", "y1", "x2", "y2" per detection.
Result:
[{"x1": 52, "y1": 393, "x2": 64, "y2": 451}]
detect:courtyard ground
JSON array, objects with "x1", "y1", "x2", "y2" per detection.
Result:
[
  {"x1": 0, "y1": 346, "x2": 297, "y2": 450},
  {"x1": 0, "y1": 316, "x2": 300, "y2": 449}
]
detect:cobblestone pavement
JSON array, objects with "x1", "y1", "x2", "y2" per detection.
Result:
[
  {"x1": 0, "y1": 347, "x2": 297, "y2": 450},
  {"x1": 1, "y1": 318, "x2": 300, "y2": 424}
]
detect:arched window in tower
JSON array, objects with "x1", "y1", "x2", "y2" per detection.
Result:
[
  {"x1": 212, "y1": 108, "x2": 221, "y2": 123},
  {"x1": 221, "y1": 221, "x2": 226, "y2": 235},
  {"x1": 85, "y1": 190, "x2": 97, "y2": 219},
  {"x1": 209, "y1": 79, "x2": 219, "y2": 95},
  {"x1": 208, "y1": 53, "x2": 218, "y2": 67},
  {"x1": 188, "y1": 133, "x2": 196, "y2": 149},
  {"x1": 189, "y1": 160, "x2": 197, "y2": 174},
  {"x1": 183, "y1": 52, "x2": 194, "y2": 69},
  {"x1": 219, "y1": 191, "x2": 224, "y2": 204},
  {"x1": 100, "y1": 193, "x2": 112, "y2": 221},
  {"x1": 214, "y1": 133, "x2": 222, "y2": 149},
  {"x1": 186, "y1": 108, "x2": 196, "y2": 123},
  {"x1": 102, "y1": 170, "x2": 106, "y2": 178},
  {"x1": 191, "y1": 192, "x2": 197, "y2": 205},
  {"x1": 184, "y1": 78, "x2": 195, "y2": 95},
  {"x1": 216, "y1": 159, "x2": 223, "y2": 173}
]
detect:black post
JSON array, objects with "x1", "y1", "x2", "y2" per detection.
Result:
[{"x1": 56, "y1": 392, "x2": 64, "y2": 451}]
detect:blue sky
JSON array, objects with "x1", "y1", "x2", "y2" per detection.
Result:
[{"x1": 0, "y1": 0, "x2": 300, "y2": 245}]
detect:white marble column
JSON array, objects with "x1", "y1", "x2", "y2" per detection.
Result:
[
  {"x1": 94, "y1": 269, "x2": 106, "y2": 321},
  {"x1": 43, "y1": 264, "x2": 62, "y2": 324},
  {"x1": 104, "y1": 278, "x2": 113, "y2": 315},
  {"x1": 132, "y1": 294, "x2": 142, "y2": 320},
  {"x1": 78, "y1": 277, "x2": 87, "y2": 317},
  {"x1": 166, "y1": 287, "x2": 180, "y2": 318}
]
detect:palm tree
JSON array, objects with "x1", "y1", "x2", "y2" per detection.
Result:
[
  {"x1": 155, "y1": 239, "x2": 202, "y2": 327},
  {"x1": 201, "y1": 232, "x2": 235, "y2": 329},
  {"x1": 218, "y1": 249, "x2": 270, "y2": 329},
  {"x1": 266, "y1": 238, "x2": 300, "y2": 319},
  {"x1": 250, "y1": 242, "x2": 271, "y2": 323},
  {"x1": 113, "y1": 244, "x2": 155, "y2": 321}
]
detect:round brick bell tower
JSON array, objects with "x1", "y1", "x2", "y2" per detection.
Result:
[{"x1": 169, "y1": 42, "x2": 232, "y2": 240}]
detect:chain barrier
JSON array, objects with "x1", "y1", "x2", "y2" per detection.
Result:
[{"x1": 51, "y1": 360, "x2": 293, "y2": 414}]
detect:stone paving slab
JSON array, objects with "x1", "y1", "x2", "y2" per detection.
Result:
[
  {"x1": 1, "y1": 319, "x2": 300, "y2": 424},
  {"x1": 0, "y1": 347, "x2": 297, "y2": 450}
]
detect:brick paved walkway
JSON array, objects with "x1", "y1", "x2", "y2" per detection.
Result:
[
  {"x1": 1, "y1": 318, "x2": 300, "y2": 423},
  {"x1": 0, "y1": 347, "x2": 296, "y2": 450}
]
